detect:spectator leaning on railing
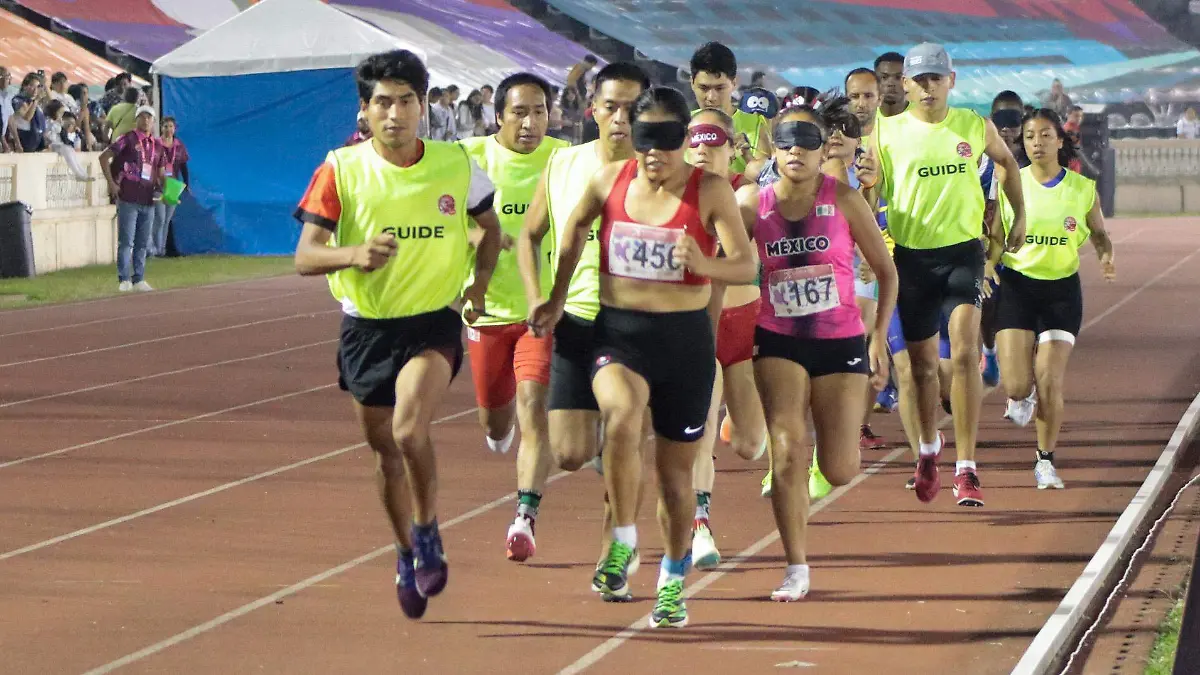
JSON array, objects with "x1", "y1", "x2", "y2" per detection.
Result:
[
  {"x1": 1178, "y1": 108, "x2": 1199, "y2": 139},
  {"x1": 100, "y1": 105, "x2": 166, "y2": 293},
  {"x1": 11, "y1": 72, "x2": 47, "y2": 153}
]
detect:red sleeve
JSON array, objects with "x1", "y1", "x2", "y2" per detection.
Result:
[{"x1": 293, "y1": 162, "x2": 341, "y2": 231}]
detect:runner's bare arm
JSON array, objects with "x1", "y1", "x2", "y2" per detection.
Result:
[
  {"x1": 294, "y1": 223, "x2": 394, "y2": 275},
  {"x1": 840, "y1": 182, "x2": 896, "y2": 339},
  {"x1": 679, "y1": 173, "x2": 755, "y2": 284},
  {"x1": 466, "y1": 206, "x2": 503, "y2": 290},
  {"x1": 840, "y1": 181, "x2": 895, "y2": 388},
  {"x1": 736, "y1": 183, "x2": 761, "y2": 239},
  {"x1": 517, "y1": 170, "x2": 552, "y2": 306},
  {"x1": 983, "y1": 118, "x2": 1027, "y2": 251},
  {"x1": 1085, "y1": 188, "x2": 1116, "y2": 281},
  {"x1": 754, "y1": 122, "x2": 773, "y2": 160}
]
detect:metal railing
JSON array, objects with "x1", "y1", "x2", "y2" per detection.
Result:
[{"x1": 1112, "y1": 139, "x2": 1200, "y2": 182}]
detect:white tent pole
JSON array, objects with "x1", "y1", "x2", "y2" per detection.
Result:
[{"x1": 152, "y1": 73, "x2": 162, "y2": 137}]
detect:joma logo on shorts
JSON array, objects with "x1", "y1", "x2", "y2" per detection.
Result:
[
  {"x1": 917, "y1": 162, "x2": 969, "y2": 178},
  {"x1": 382, "y1": 225, "x2": 445, "y2": 239},
  {"x1": 500, "y1": 203, "x2": 528, "y2": 215},
  {"x1": 765, "y1": 235, "x2": 830, "y2": 257}
]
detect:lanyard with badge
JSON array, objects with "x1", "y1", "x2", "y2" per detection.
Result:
[{"x1": 135, "y1": 133, "x2": 156, "y2": 182}]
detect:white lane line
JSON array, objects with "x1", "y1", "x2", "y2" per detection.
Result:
[
  {"x1": 0, "y1": 273, "x2": 302, "y2": 316},
  {"x1": 0, "y1": 291, "x2": 312, "y2": 339},
  {"x1": 81, "y1": 468, "x2": 573, "y2": 675},
  {"x1": 0, "y1": 310, "x2": 337, "y2": 369},
  {"x1": 0, "y1": 384, "x2": 336, "y2": 470},
  {"x1": 0, "y1": 407, "x2": 480, "y2": 562},
  {"x1": 0, "y1": 340, "x2": 334, "y2": 410},
  {"x1": 557, "y1": 237, "x2": 1200, "y2": 673},
  {"x1": 1011, "y1": 390, "x2": 1200, "y2": 675},
  {"x1": 75, "y1": 238, "x2": 1195, "y2": 673}
]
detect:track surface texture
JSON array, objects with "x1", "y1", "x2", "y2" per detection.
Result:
[{"x1": 1, "y1": 218, "x2": 1198, "y2": 675}]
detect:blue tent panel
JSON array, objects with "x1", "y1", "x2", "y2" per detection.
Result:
[{"x1": 162, "y1": 68, "x2": 360, "y2": 255}]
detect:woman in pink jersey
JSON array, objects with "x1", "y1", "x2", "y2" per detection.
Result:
[
  {"x1": 529, "y1": 87, "x2": 755, "y2": 628},
  {"x1": 742, "y1": 105, "x2": 897, "y2": 601}
]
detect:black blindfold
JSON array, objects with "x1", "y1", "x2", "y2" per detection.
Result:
[{"x1": 633, "y1": 120, "x2": 688, "y2": 152}]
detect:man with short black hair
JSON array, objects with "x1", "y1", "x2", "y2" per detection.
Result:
[
  {"x1": 873, "y1": 52, "x2": 908, "y2": 118},
  {"x1": 689, "y1": 41, "x2": 771, "y2": 175},
  {"x1": 293, "y1": 49, "x2": 502, "y2": 620}
]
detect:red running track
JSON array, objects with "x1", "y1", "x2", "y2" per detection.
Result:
[{"x1": 1, "y1": 218, "x2": 1198, "y2": 674}]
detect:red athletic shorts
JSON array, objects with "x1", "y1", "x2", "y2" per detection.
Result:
[
  {"x1": 716, "y1": 298, "x2": 760, "y2": 368},
  {"x1": 466, "y1": 323, "x2": 552, "y2": 409}
]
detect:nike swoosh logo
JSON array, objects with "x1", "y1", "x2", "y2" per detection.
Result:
[
  {"x1": 684, "y1": 425, "x2": 704, "y2": 435},
  {"x1": 847, "y1": 358, "x2": 862, "y2": 366}
]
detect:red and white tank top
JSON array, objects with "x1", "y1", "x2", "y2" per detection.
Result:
[{"x1": 599, "y1": 159, "x2": 717, "y2": 286}]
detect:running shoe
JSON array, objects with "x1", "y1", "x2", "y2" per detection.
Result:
[
  {"x1": 874, "y1": 383, "x2": 898, "y2": 413},
  {"x1": 395, "y1": 553, "x2": 427, "y2": 619},
  {"x1": 761, "y1": 470, "x2": 773, "y2": 498},
  {"x1": 692, "y1": 519, "x2": 721, "y2": 571},
  {"x1": 860, "y1": 424, "x2": 887, "y2": 450},
  {"x1": 720, "y1": 415, "x2": 733, "y2": 444},
  {"x1": 982, "y1": 352, "x2": 1000, "y2": 387},
  {"x1": 593, "y1": 541, "x2": 638, "y2": 601},
  {"x1": 941, "y1": 397, "x2": 953, "y2": 416},
  {"x1": 770, "y1": 566, "x2": 810, "y2": 602},
  {"x1": 649, "y1": 579, "x2": 688, "y2": 628},
  {"x1": 914, "y1": 432, "x2": 944, "y2": 503},
  {"x1": 411, "y1": 522, "x2": 449, "y2": 597},
  {"x1": 809, "y1": 448, "x2": 833, "y2": 501},
  {"x1": 505, "y1": 515, "x2": 536, "y2": 562},
  {"x1": 1035, "y1": 460, "x2": 1065, "y2": 490},
  {"x1": 1004, "y1": 388, "x2": 1037, "y2": 427},
  {"x1": 905, "y1": 476, "x2": 916, "y2": 490},
  {"x1": 952, "y1": 470, "x2": 985, "y2": 507},
  {"x1": 591, "y1": 549, "x2": 640, "y2": 595}
]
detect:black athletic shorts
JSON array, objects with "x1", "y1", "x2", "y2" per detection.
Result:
[
  {"x1": 893, "y1": 240, "x2": 985, "y2": 343},
  {"x1": 337, "y1": 308, "x2": 464, "y2": 408},
  {"x1": 548, "y1": 311, "x2": 599, "y2": 412},
  {"x1": 592, "y1": 306, "x2": 715, "y2": 443},
  {"x1": 995, "y1": 267, "x2": 1083, "y2": 339},
  {"x1": 753, "y1": 328, "x2": 869, "y2": 378}
]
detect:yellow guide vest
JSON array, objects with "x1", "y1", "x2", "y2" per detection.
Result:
[
  {"x1": 459, "y1": 134, "x2": 569, "y2": 326},
  {"x1": 1001, "y1": 167, "x2": 1095, "y2": 280},
  {"x1": 545, "y1": 141, "x2": 606, "y2": 322},
  {"x1": 878, "y1": 107, "x2": 987, "y2": 250},
  {"x1": 327, "y1": 140, "x2": 473, "y2": 319}
]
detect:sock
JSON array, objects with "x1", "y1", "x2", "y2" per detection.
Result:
[
  {"x1": 785, "y1": 563, "x2": 809, "y2": 578},
  {"x1": 694, "y1": 491, "x2": 711, "y2": 522},
  {"x1": 516, "y1": 489, "x2": 542, "y2": 519},
  {"x1": 1037, "y1": 450, "x2": 1054, "y2": 463},
  {"x1": 983, "y1": 345, "x2": 997, "y2": 357},
  {"x1": 612, "y1": 524, "x2": 638, "y2": 549},
  {"x1": 955, "y1": 460, "x2": 976, "y2": 476},
  {"x1": 658, "y1": 552, "x2": 692, "y2": 588},
  {"x1": 486, "y1": 423, "x2": 516, "y2": 454},
  {"x1": 919, "y1": 435, "x2": 941, "y2": 457}
]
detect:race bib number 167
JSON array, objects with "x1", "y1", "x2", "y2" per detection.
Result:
[{"x1": 768, "y1": 264, "x2": 839, "y2": 317}]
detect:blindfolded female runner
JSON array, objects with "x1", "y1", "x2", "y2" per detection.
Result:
[
  {"x1": 529, "y1": 86, "x2": 756, "y2": 628},
  {"x1": 742, "y1": 104, "x2": 897, "y2": 601}
]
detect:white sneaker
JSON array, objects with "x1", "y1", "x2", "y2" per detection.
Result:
[
  {"x1": 1004, "y1": 388, "x2": 1037, "y2": 427},
  {"x1": 132, "y1": 281, "x2": 154, "y2": 292},
  {"x1": 117, "y1": 281, "x2": 133, "y2": 292},
  {"x1": 770, "y1": 565, "x2": 810, "y2": 602},
  {"x1": 692, "y1": 522, "x2": 721, "y2": 570},
  {"x1": 505, "y1": 516, "x2": 536, "y2": 562},
  {"x1": 1035, "y1": 460, "x2": 1065, "y2": 490}
]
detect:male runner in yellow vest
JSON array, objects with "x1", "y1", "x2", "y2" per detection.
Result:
[
  {"x1": 457, "y1": 72, "x2": 569, "y2": 563},
  {"x1": 868, "y1": 43, "x2": 1026, "y2": 508},
  {"x1": 517, "y1": 62, "x2": 651, "y2": 591},
  {"x1": 293, "y1": 50, "x2": 502, "y2": 620},
  {"x1": 689, "y1": 41, "x2": 772, "y2": 177}
]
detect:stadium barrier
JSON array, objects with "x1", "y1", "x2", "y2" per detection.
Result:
[{"x1": 0, "y1": 152, "x2": 116, "y2": 275}]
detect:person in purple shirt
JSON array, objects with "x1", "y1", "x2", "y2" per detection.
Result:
[
  {"x1": 152, "y1": 116, "x2": 189, "y2": 257},
  {"x1": 100, "y1": 105, "x2": 166, "y2": 292}
]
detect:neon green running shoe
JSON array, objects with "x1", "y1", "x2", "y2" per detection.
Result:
[
  {"x1": 809, "y1": 447, "x2": 833, "y2": 501},
  {"x1": 761, "y1": 470, "x2": 773, "y2": 498},
  {"x1": 649, "y1": 579, "x2": 688, "y2": 628},
  {"x1": 593, "y1": 541, "x2": 637, "y2": 601}
]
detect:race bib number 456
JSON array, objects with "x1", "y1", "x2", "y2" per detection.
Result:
[
  {"x1": 768, "y1": 264, "x2": 839, "y2": 317},
  {"x1": 608, "y1": 221, "x2": 684, "y2": 282}
]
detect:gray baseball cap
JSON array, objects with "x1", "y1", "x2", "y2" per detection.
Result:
[{"x1": 903, "y1": 43, "x2": 953, "y2": 79}]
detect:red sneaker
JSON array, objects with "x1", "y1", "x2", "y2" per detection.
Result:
[
  {"x1": 859, "y1": 425, "x2": 886, "y2": 450},
  {"x1": 914, "y1": 432, "x2": 944, "y2": 503},
  {"x1": 952, "y1": 470, "x2": 985, "y2": 507}
]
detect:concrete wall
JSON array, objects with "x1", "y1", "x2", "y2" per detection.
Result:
[
  {"x1": 1113, "y1": 139, "x2": 1200, "y2": 216},
  {"x1": 0, "y1": 152, "x2": 117, "y2": 275}
]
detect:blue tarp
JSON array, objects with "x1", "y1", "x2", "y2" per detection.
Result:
[{"x1": 163, "y1": 68, "x2": 359, "y2": 255}]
